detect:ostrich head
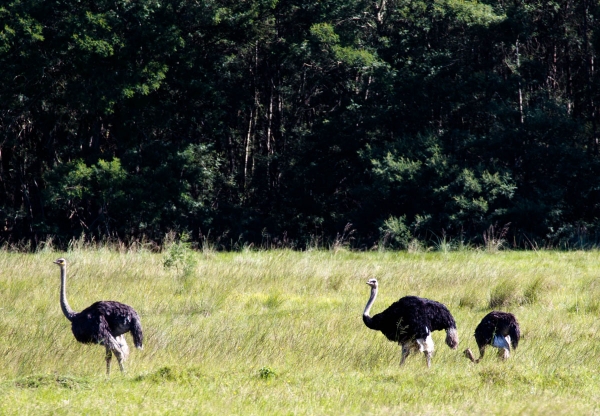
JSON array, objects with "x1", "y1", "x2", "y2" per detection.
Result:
[
  {"x1": 54, "y1": 258, "x2": 67, "y2": 267},
  {"x1": 366, "y1": 278, "x2": 378, "y2": 289}
]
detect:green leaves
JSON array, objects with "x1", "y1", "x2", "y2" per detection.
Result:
[
  {"x1": 43, "y1": 158, "x2": 128, "y2": 234},
  {"x1": 373, "y1": 154, "x2": 422, "y2": 183},
  {"x1": 309, "y1": 22, "x2": 378, "y2": 68},
  {"x1": 45, "y1": 158, "x2": 126, "y2": 205},
  {"x1": 310, "y1": 23, "x2": 339, "y2": 44},
  {"x1": 70, "y1": 11, "x2": 119, "y2": 57},
  {"x1": 432, "y1": 0, "x2": 505, "y2": 27}
]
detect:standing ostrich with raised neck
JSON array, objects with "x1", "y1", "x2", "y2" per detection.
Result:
[
  {"x1": 54, "y1": 258, "x2": 143, "y2": 375},
  {"x1": 464, "y1": 311, "x2": 520, "y2": 363},
  {"x1": 362, "y1": 278, "x2": 459, "y2": 368}
]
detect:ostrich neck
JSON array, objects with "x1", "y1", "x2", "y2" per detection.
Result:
[
  {"x1": 60, "y1": 266, "x2": 76, "y2": 321},
  {"x1": 362, "y1": 286, "x2": 378, "y2": 329}
]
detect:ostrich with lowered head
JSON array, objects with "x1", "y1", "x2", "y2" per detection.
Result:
[
  {"x1": 464, "y1": 311, "x2": 520, "y2": 363},
  {"x1": 362, "y1": 278, "x2": 459, "y2": 368},
  {"x1": 53, "y1": 258, "x2": 143, "y2": 375}
]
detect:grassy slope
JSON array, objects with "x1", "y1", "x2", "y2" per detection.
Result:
[{"x1": 0, "y1": 249, "x2": 599, "y2": 415}]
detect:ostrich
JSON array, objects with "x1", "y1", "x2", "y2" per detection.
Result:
[
  {"x1": 362, "y1": 278, "x2": 459, "y2": 368},
  {"x1": 53, "y1": 258, "x2": 143, "y2": 375},
  {"x1": 464, "y1": 311, "x2": 520, "y2": 363}
]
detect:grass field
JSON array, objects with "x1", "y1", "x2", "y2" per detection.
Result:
[{"x1": 1, "y1": 247, "x2": 599, "y2": 415}]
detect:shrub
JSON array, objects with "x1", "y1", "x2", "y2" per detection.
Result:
[
  {"x1": 258, "y1": 366, "x2": 276, "y2": 380},
  {"x1": 379, "y1": 216, "x2": 412, "y2": 249}
]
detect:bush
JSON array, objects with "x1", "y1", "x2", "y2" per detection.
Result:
[{"x1": 379, "y1": 216, "x2": 412, "y2": 249}]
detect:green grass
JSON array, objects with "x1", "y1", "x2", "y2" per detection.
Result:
[{"x1": 1, "y1": 249, "x2": 600, "y2": 414}]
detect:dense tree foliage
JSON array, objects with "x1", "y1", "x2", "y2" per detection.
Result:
[{"x1": 1, "y1": 0, "x2": 599, "y2": 249}]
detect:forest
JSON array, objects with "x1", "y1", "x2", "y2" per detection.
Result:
[{"x1": 1, "y1": 0, "x2": 599, "y2": 249}]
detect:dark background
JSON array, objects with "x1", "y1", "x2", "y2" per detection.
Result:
[{"x1": 1, "y1": 0, "x2": 599, "y2": 249}]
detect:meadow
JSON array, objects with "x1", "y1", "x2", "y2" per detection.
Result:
[{"x1": 0, "y1": 245, "x2": 599, "y2": 415}]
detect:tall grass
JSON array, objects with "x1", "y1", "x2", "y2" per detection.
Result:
[{"x1": 0, "y1": 248, "x2": 599, "y2": 414}]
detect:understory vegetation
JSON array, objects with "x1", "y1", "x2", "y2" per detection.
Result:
[{"x1": 1, "y1": 247, "x2": 599, "y2": 415}]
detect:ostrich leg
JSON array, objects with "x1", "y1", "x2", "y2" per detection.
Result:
[
  {"x1": 105, "y1": 347, "x2": 112, "y2": 375},
  {"x1": 110, "y1": 338, "x2": 126, "y2": 373},
  {"x1": 400, "y1": 343, "x2": 411, "y2": 366},
  {"x1": 115, "y1": 349, "x2": 126, "y2": 372},
  {"x1": 424, "y1": 351, "x2": 432, "y2": 368},
  {"x1": 116, "y1": 335, "x2": 130, "y2": 360},
  {"x1": 417, "y1": 335, "x2": 435, "y2": 368},
  {"x1": 478, "y1": 345, "x2": 487, "y2": 361},
  {"x1": 105, "y1": 336, "x2": 127, "y2": 374}
]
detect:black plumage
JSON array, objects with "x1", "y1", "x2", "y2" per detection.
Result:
[
  {"x1": 54, "y1": 258, "x2": 143, "y2": 374},
  {"x1": 70, "y1": 301, "x2": 144, "y2": 347},
  {"x1": 464, "y1": 311, "x2": 520, "y2": 363},
  {"x1": 363, "y1": 278, "x2": 459, "y2": 367}
]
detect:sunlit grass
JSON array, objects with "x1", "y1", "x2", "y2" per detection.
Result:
[{"x1": 0, "y1": 249, "x2": 599, "y2": 414}]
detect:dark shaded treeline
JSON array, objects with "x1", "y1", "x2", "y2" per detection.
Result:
[{"x1": 1, "y1": 0, "x2": 599, "y2": 249}]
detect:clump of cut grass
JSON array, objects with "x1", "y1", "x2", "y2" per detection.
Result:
[{"x1": 14, "y1": 374, "x2": 89, "y2": 390}]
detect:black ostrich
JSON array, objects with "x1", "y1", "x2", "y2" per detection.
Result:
[
  {"x1": 53, "y1": 258, "x2": 143, "y2": 375},
  {"x1": 464, "y1": 311, "x2": 520, "y2": 363},
  {"x1": 362, "y1": 278, "x2": 459, "y2": 368}
]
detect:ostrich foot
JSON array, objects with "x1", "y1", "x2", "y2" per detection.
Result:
[{"x1": 464, "y1": 348, "x2": 480, "y2": 363}]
